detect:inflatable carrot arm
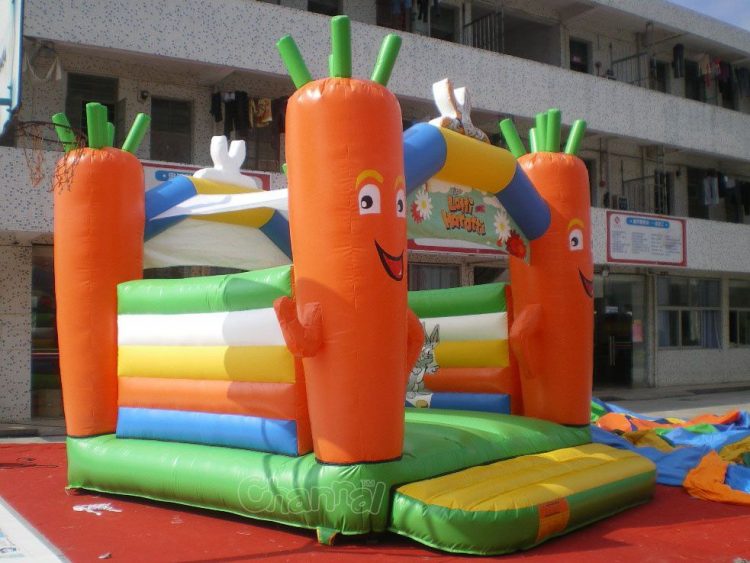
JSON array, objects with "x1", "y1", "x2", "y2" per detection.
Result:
[
  {"x1": 509, "y1": 304, "x2": 542, "y2": 380},
  {"x1": 274, "y1": 296, "x2": 323, "y2": 358}
]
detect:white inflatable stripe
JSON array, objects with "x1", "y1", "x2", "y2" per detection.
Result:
[
  {"x1": 420, "y1": 312, "x2": 507, "y2": 342},
  {"x1": 118, "y1": 308, "x2": 285, "y2": 347}
]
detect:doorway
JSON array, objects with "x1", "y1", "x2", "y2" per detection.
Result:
[{"x1": 594, "y1": 273, "x2": 647, "y2": 387}]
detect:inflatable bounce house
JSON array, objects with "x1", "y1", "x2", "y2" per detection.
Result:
[{"x1": 51, "y1": 18, "x2": 656, "y2": 555}]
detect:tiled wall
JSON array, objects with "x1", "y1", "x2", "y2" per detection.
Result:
[{"x1": 0, "y1": 246, "x2": 32, "y2": 421}]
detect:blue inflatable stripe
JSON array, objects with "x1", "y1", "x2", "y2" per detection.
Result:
[
  {"x1": 259, "y1": 211, "x2": 293, "y2": 259},
  {"x1": 144, "y1": 175, "x2": 197, "y2": 240},
  {"x1": 116, "y1": 407, "x2": 298, "y2": 456},
  {"x1": 403, "y1": 123, "x2": 447, "y2": 193},
  {"x1": 495, "y1": 164, "x2": 551, "y2": 240},
  {"x1": 407, "y1": 393, "x2": 510, "y2": 414}
]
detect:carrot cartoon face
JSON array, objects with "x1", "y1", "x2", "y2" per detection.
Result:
[{"x1": 276, "y1": 19, "x2": 423, "y2": 464}]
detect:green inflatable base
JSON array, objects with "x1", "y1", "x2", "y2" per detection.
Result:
[{"x1": 67, "y1": 410, "x2": 590, "y2": 536}]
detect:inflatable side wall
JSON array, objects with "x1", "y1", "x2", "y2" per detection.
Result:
[{"x1": 115, "y1": 265, "x2": 312, "y2": 456}]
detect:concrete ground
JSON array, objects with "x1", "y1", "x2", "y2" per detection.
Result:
[{"x1": 2, "y1": 382, "x2": 750, "y2": 442}]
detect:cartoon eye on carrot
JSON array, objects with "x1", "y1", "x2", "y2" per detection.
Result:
[
  {"x1": 274, "y1": 17, "x2": 424, "y2": 464},
  {"x1": 501, "y1": 111, "x2": 594, "y2": 427},
  {"x1": 52, "y1": 106, "x2": 150, "y2": 437}
]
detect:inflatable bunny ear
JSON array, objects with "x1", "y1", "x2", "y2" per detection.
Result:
[{"x1": 194, "y1": 135, "x2": 260, "y2": 189}]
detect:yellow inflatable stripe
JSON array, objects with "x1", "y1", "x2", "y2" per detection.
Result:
[
  {"x1": 190, "y1": 178, "x2": 275, "y2": 228},
  {"x1": 434, "y1": 127, "x2": 517, "y2": 194},
  {"x1": 191, "y1": 178, "x2": 259, "y2": 195},
  {"x1": 397, "y1": 444, "x2": 654, "y2": 511},
  {"x1": 118, "y1": 345, "x2": 295, "y2": 383},
  {"x1": 434, "y1": 339, "x2": 508, "y2": 368}
]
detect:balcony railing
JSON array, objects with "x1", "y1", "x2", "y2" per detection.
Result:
[{"x1": 461, "y1": 11, "x2": 503, "y2": 55}]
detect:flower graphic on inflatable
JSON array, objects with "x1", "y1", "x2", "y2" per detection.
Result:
[
  {"x1": 411, "y1": 187, "x2": 433, "y2": 223},
  {"x1": 493, "y1": 210, "x2": 511, "y2": 242}
]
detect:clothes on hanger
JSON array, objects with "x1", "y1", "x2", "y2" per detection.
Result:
[{"x1": 703, "y1": 173, "x2": 719, "y2": 206}]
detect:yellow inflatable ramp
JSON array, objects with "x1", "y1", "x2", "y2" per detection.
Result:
[{"x1": 390, "y1": 443, "x2": 655, "y2": 555}]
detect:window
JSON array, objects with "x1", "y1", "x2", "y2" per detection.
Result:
[
  {"x1": 657, "y1": 277, "x2": 721, "y2": 348},
  {"x1": 569, "y1": 39, "x2": 590, "y2": 74},
  {"x1": 474, "y1": 266, "x2": 504, "y2": 285},
  {"x1": 684, "y1": 60, "x2": 703, "y2": 102},
  {"x1": 377, "y1": 0, "x2": 411, "y2": 31},
  {"x1": 308, "y1": 0, "x2": 340, "y2": 16},
  {"x1": 150, "y1": 98, "x2": 192, "y2": 164},
  {"x1": 653, "y1": 170, "x2": 672, "y2": 215},
  {"x1": 652, "y1": 59, "x2": 669, "y2": 93},
  {"x1": 430, "y1": 4, "x2": 457, "y2": 43},
  {"x1": 65, "y1": 73, "x2": 118, "y2": 135},
  {"x1": 408, "y1": 263, "x2": 460, "y2": 291},
  {"x1": 729, "y1": 280, "x2": 750, "y2": 346},
  {"x1": 31, "y1": 246, "x2": 62, "y2": 417},
  {"x1": 144, "y1": 266, "x2": 244, "y2": 279}
]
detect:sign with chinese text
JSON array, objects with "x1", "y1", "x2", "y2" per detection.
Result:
[{"x1": 606, "y1": 211, "x2": 686, "y2": 266}]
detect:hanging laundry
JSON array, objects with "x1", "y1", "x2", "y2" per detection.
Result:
[
  {"x1": 253, "y1": 98, "x2": 273, "y2": 128},
  {"x1": 703, "y1": 173, "x2": 719, "y2": 206}
]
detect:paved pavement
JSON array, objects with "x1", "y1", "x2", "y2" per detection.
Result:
[{"x1": 2, "y1": 383, "x2": 749, "y2": 442}]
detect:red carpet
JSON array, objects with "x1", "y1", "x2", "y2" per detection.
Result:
[{"x1": 1, "y1": 443, "x2": 749, "y2": 562}]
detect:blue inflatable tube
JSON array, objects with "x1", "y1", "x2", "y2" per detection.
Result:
[
  {"x1": 144, "y1": 175, "x2": 197, "y2": 240},
  {"x1": 403, "y1": 123, "x2": 447, "y2": 192},
  {"x1": 407, "y1": 393, "x2": 511, "y2": 414},
  {"x1": 495, "y1": 164, "x2": 551, "y2": 240},
  {"x1": 260, "y1": 211, "x2": 293, "y2": 259},
  {"x1": 116, "y1": 407, "x2": 299, "y2": 456}
]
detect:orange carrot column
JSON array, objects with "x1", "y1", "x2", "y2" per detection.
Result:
[
  {"x1": 275, "y1": 18, "x2": 423, "y2": 464},
  {"x1": 52, "y1": 107, "x2": 149, "y2": 436},
  {"x1": 504, "y1": 113, "x2": 593, "y2": 426}
]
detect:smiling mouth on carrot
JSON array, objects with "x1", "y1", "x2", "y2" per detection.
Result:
[
  {"x1": 375, "y1": 241, "x2": 404, "y2": 281},
  {"x1": 579, "y1": 270, "x2": 593, "y2": 298}
]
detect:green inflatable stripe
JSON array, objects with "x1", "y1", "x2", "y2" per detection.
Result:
[
  {"x1": 118, "y1": 265, "x2": 292, "y2": 314},
  {"x1": 390, "y1": 471, "x2": 654, "y2": 555},
  {"x1": 408, "y1": 283, "x2": 507, "y2": 318},
  {"x1": 66, "y1": 411, "x2": 590, "y2": 536}
]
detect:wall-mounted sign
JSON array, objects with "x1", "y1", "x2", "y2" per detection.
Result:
[
  {"x1": 606, "y1": 210, "x2": 686, "y2": 267},
  {"x1": 141, "y1": 161, "x2": 271, "y2": 191},
  {"x1": 407, "y1": 180, "x2": 529, "y2": 260}
]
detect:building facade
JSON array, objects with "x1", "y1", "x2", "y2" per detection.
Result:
[{"x1": 1, "y1": 0, "x2": 750, "y2": 421}]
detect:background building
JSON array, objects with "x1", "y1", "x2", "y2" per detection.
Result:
[{"x1": 1, "y1": 0, "x2": 750, "y2": 422}]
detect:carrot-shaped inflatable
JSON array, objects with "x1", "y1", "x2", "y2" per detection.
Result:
[
  {"x1": 502, "y1": 112, "x2": 593, "y2": 426},
  {"x1": 52, "y1": 107, "x2": 150, "y2": 436},
  {"x1": 275, "y1": 17, "x2": 423, "y2": 464}
]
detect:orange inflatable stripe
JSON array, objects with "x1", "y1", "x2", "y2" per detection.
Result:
[
  {"x1": 424, "y1": 367, "x2": 516, "y2": 394},
  {"x1": 118, "y1": 377, "x2": 299, "y2": 420}
]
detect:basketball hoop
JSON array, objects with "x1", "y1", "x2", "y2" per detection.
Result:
[{"x1": 14, "y1": 120, "x2": 87, "y2": 191}]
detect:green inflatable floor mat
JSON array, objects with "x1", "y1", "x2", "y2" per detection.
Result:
[
  {"x1": 67, "y1": 410, "x2": 590, "y2": 537},
  {"x1": 390, "y1": 442, "x2": 656, "y2": 555}
]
